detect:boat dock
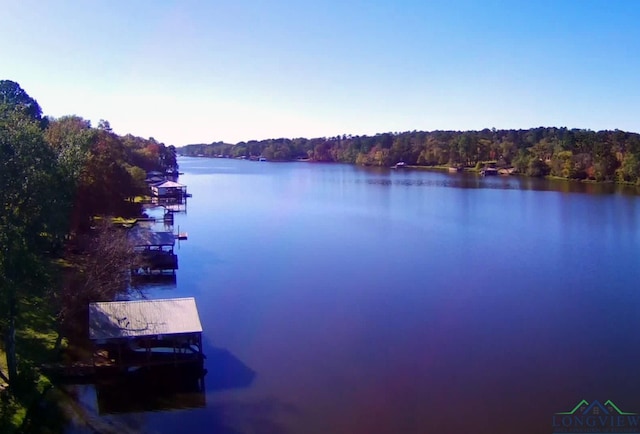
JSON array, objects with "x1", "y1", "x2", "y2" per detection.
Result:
[
  {"x1": 45, "y1": 298, "x2": 204, "y2": 378},
  {"x1": 128, "y1": 226, "x2": 178, "y2": 274}
]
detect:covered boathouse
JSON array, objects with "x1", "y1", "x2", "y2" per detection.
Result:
[
  {"x1": 128, "y1": 226, "x2": 178, "y2": 273},
  {"x1": 151, "y1": 180, "x2": 187, "y2": 199},
  {"x1": 89, "y1": 297, "x2": 204, "y2": 369}
]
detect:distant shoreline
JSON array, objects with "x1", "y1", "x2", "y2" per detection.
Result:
[
  {"x1": 178, "y1": 154, "x2": 640, "y2": 188},
  {"x1": 176, "y1": 127, "x2": 640, "y2": 186}
]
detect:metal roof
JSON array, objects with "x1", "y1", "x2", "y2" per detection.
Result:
[
  {"x1": 89, "y1": 297, "x2": 203, "y2": 340},
  {"x1": 155, "y1": 181, "x2": 186, "y2": 188},
  {"x1": 127, "y1": 227, "x2": 175, "y2": 247},
  {"x1": 145, "y1": 176, "x2": 165, "y2": 183}
]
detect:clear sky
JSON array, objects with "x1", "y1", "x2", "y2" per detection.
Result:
[{"x1": 2, "y1": 0, "x2": 640, "y2": 146}]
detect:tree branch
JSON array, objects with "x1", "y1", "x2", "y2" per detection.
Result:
[{"x1": 0, "y1": 368, "x2": 10, "y2": 385}]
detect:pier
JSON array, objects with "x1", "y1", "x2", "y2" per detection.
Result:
[
  {"x1": 128, "y1": 226, "x2": 178, "y2": 273},
  {"x1": 150, "y1": 180, "x2": 188, "y2": 199},
  {"x1": 89, "y1": 297, "x2": 204, "y2": 369},
  {"x1": 43, "y1": 298, "x2": 205, "y2": 380}
]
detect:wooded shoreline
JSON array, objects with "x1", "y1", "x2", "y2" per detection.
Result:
[
  {"x1": 0, "y1": 80, "x2": 178, "y2": 432},
  {"x1": 179, "y1": 127, "x2": 640, "y2": 185}
]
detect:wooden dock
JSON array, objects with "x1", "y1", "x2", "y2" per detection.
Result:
[
  {"x1": 42, "y1": 353, "x2": 204, "y2": 380},
  {"x1": 88, "y1": 298, "x2": 204, "y2": 374},
  {"x1": 128, "y1": 227, "x2": 178, "y2": 273},
  {"x1": 480, "y1": 167, "x2": 499, "y2": 176}
]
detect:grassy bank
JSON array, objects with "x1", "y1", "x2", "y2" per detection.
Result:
[{"x1": 0, "y1": 260, "x2": 69, "y2": 434}]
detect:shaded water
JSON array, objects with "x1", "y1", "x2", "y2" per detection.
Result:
[{"x1": 67, "y1": 158, "x2": 640, "y2": 433}]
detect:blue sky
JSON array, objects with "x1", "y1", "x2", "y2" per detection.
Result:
[{"x1": 2, "y1": 0, "x2": 639, "y2": 146}]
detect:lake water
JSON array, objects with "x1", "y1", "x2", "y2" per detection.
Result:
[{"x1": 67, "y1": 157, "x2": 640, "y2": 434}]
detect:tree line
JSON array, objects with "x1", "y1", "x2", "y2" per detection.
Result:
[
  {"x1": 180, "y1": 127, "x2": 640, "y2": 183},
  {"x1": 0, "y1": 80, "x2": 176, "y2": 429}
]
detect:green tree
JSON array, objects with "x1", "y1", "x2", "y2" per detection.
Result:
[
  {"x1": 45, "y1": 116, "x2": 95, "y2": 237},
  {"x1": 527, "y1": 158, "x2": 550, "y2": 177},
  {"x1": 0, "y1": 103, "x2": 58, "y2": 386},
  {"x1": 550, "y1": 150, "x2": 575, "y2": 178},
  {"x1": 0, "y1": 80, "x2": 44, "y2": 126},
  {"x1": 512, "y1": 149, "x2": 530, "y2": 174},
  {"x1": 616, "y1": 153, "x2": 640, "y2": 183},
  {"x1": 72, "y1": 130, "x2": 140, "y2": 229}
]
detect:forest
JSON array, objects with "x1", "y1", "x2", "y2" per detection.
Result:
[
  {"x1": 180, "y1": 127, "x2": 640, "y2": 184},
  {"x1": 0, "y1": 80, "x2": 176, "y2": 431}
]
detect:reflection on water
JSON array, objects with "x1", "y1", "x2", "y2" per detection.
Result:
[
  {"x1": 363, "y1": 172, "x2": 640, "y2": 194},
  {"x1": 64, "y1": 347, "x2": 257, "y2": 433},
  {"x1": 87, "y1": 348, "x2": 255, "y2": 415},
  {"x1": 131, "y1": 273, "x2": 177, "y2": 292},
  {"x1": 206, "y1": 347, "x2": 256, "y2": 391},
  {"x1": 96, "y1": 364, "x2": 207, "y2": 414}
]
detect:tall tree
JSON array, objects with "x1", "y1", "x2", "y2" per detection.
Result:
[
  {"x1": 0, "y1": 80, "x2": 46, "y2": 127},
  {"x1": 45, "y1": 116, "x2": 95, "y2": 237},
  {"x1": 0, "y1": 102, "x2": 58, "y2": 386}
]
